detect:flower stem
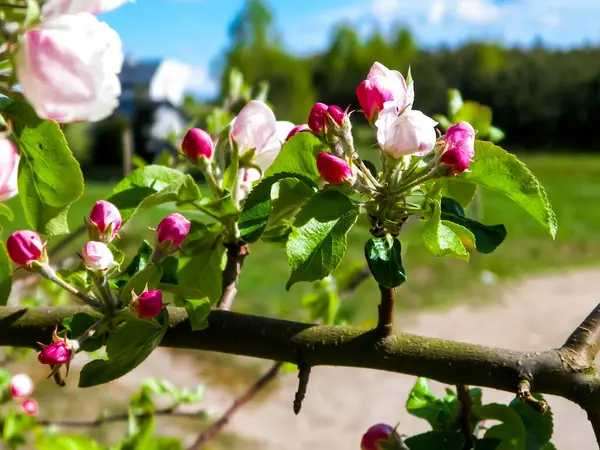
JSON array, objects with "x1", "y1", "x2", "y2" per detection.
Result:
[
  {"x1": 39, "y1": 265, "x2": 102, "y2": 309},
  {"x1": 93, "y1": 276, "x2": 117, "y2": 315}
]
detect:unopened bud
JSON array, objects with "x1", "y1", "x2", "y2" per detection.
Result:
[
  {"x1": 6, "y1": 231, "x2": 45, "y2": 267},
  {"x1": 316, "y1": 152, "x2": 353, "y2": 185},
  {"x1": 361, "y1": 424, "x2": 401, "y2": 450},
  {"x1": 81, "y1": 241, "x2": 114, "y2": 272},
  {"x1": 308, "y1": 103, "x2": 328, "y2": 136},
  {"x1": 88, "y1": 200, "x2": 122, "y2": 243},
  {"x1": 10, "y1": 374, "x2": 33, "y2": 399},
  {"x1": 440, "y1": 121, "x2": 475, "y2": 175},
  {"x1": 21, "y1": 399, "x2": 38, "y2": 416},
  {"x1": 182, "y1": 128, "x2": 214, "y2": 162},
  {"x1": 132, "y1": 289, "x2": 163, "y2": 320}
]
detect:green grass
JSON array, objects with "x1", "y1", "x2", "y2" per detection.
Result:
[{"x1": 2, "y1": 154, "x2": 600, "y2": 325}]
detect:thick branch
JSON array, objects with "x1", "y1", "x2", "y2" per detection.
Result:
[
  {"x1": 562, "y1": 301, "x2": 600, "y2": 369},
  {"x1": 2, "y1": 306, "x2": 600, "y2": 410},
  {"x1": 217, "y1": 242, "x2": 249, "y2": 310}
]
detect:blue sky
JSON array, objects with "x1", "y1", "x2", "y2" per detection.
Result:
[{"x1": 100, "y1": 0, "x2": 600, "y2": 98}]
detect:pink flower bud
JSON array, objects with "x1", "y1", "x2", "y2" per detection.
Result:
[
  {"x1": 6, "y1": 231, "x2": 44, "y2": 267},
  {"x1": 0, "y1": 138, "x2": 19, "y2": 202},
  {"x1": 182, "y1": 128, "x2": 214, "y2": 162},
  {"x1": 88, "y1": 200, "x2": 122, "y2": 243},
  {"x1": 133, "y1": 290, "x2": 163, "y2": 320},
  {"x1": 327, "y1": 105, "x2": 345, "y2": 126},
  {"x1": 441, "y1": 121, "x2": 476, "y2": 175},
  {"x1": 308, "y1": 103, "x2": 329, "y2": 136},
  {"x1": 316, "y1": 152, "x2": 353, "y2": 185},
  {"x1": 361, "y1": 423, "x2": 400, "y2": 450},
  {"x1": 81, "y1": 241, "x2": 114, "y2": 271},
  {"x1": 356, "y1": 77, "x2": 395, "y2": 121},
  {"x1": 21, "y1": 399, "x2": 38, "y2": 416},
  {"x1": 38, "y1": 340, "x2": 72, "y2": 366},
  {"x1": 10, "y1": 374, "x2": 34, "y2": 399},
  {"x1": 285, "y1": 124, "x2": 310, "y2": 141},
  {"x1": 156, "y1": 213, "x2": 191, "y2": 248}
]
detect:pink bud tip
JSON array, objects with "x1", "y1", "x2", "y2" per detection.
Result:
[
  {"x1": 156, "y1": 213, "x2": 191, "y2": 248},
  {"x1": 361, "y1": 423, "x2": 399, "y2": 450},
  {"x1": 356, "y1": 78, "x2": 394, "y2": 121},
  {"x1": 38, "y1": 341, "x2": 72, "y2": 366},
  {"x1": 182, "y1": 128, "x2": 214, "y2": 162},
  {"x1": 81, "y1": 241, "x2": 114, "y2": 271},
  {"x1": 10, "y1": 374, "x2": 34, "y2": 399},
  {"x1": 441, "y1": 121, "x2": 476, "y2": 175},
  {"x1": 89, "y1": 200, "x2": 122, "y2": 241},
  {"x1": 327, "y1": 105, "x2": 345, "y2": 126},
  {"x1": 308, "y1": 103, "x2": 329, "y2": 135},
  {"x1": 286, "y1": 124, "x2": 310, "y2": 141},
  {"x1": 134, "y1": 290, "x2": 163, "y2": 320},
  {"x1": 6, "y1": 231, "x2": 44, "y2": 266},
  {"x1": 21, "y1": 399, "x2": 38, "y2": 416},
  {"x1": 316, "y1": 152, "x2": 353, "y2": 185}
]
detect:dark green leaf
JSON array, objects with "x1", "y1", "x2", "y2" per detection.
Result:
[
  {"x1": 107, "y1": 165, "x2": 186, "y2": 221},
  {"x1": 441, "y1": 197, "x2": 507, "y2": 254},
  {"x1": 265, "y1": 131, "x2": 327, "y2": 181},
  {"x1": 286, "y1": 190, "x2": 358, "y2": 290},
  {"x1": 36, "y1": 435, "x2": 104, "y2": 450},
  {"x1": 422, "y1": 202, "x2": 469, "y2": 260},
  {"x1": 160, "y1": 256, "x2": 179, "y2": 285},
  {"x1": 7, "y1": 101, "x2": 83, "y2": 235},
  {"x1": 364, "y1": 236, "x2": 406, "y2": 288},
  {"x1": 475, "y1": 403, "x2": 527, "y2": 450},
  {"x1": 460, "y1": 141, "x2": 557, "y2": 238},
  {"x1": 0, "y1": 203, "x2": 13, "y2": 221},
  {"x1": 509, "y1": 395, "x2": 553, "y2": 450},
  {"x1": 124, "y1": 241, "x2": 154, "y2": 277},
  {"x1": 178, "y1": 235, "x2": 224, "y2": 304},
  {"x1": 0, "y1": 242, "x2": 11, "y2": 306},
  {"x1": 405, "y1": 431, "x2": 465, "y2": 450},
  {"x1": 78, "y1": 310, "x2": 169, "y2": 388},
  {"x1": 65, "y1": 312, "x2": 105, "y2": 352},
  {"x1": 184, "y1": 298, "x2": 211, "y2": 331},
  {"x1": 475, "y1": 438, "x2": 503, "y2": 450}
]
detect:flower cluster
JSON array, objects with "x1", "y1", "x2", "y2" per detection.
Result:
[{"x1": 9, "y1": 373, "x2": 37, "y2": 416}]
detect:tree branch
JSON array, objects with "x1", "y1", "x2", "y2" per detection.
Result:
[
  {"x1": 188, "y1": 361, "x2": 282, "y2": 449},
  {"x1": 456, "y1": 384, "x2": 473, "y2": 450},
  {"x1": 377, "y1": 285, "x2": 395, "y2": 335},
  {"x1": 2, "y1": 306, "x2": 600, "y2": 412},
  {"x1": 562, "y1": 301, "x2": 600, "y2": 369},
  {"x1": 217, "y1": 242, "x2": 249, "y2": 311}
]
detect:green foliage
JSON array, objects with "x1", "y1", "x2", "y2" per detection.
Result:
[
  {"x1": 460, "y1": 141, "x2": 557, "y2": 238},
  {"x1": 509, "y1": 396, "x2": 554, "y2": 450},
  {"x1": 78, "y1": 310, "x2": 169, "y2": 388},
  {"x1": 364, "y1": 235, "x2": 406, "y2": 288},
  {"x1": 265, "y1": 132, "x2": 326, "y2": 181},
  {"x1": 285, "y1": 190, "x2": 359, "y2": 290},
  {"x1": 474, "y1": 403, "x2": 527, "y2": 450},
  {"x1": 405, "y1": 431, "x2": 465, "y2": 450},
  {"x1": 121, "y1": 264, "x2": 163, "y2": 305},
  {"x1": 5, "y1": 100, "x2": 83, "y2": 235},
  {"x1": 0, "y1": 242, "x2": 10, "y2": 306},
  {"x1": 439, "y1": 179, "x2": 478, "y2": 208},
  {"x1": 184, "y1": 298, "x2": 211, "y2": 331},
  {"x1": 405, "y1": 378, "x2": 461, "y2": 430},
  {"x1": 37, "y1": 435, "x2": 104, "y2": 450},
  {"x1": 422, "y1": 202, "x2": 470, "y2": 261},
  {"x1": 0, "y1": 203, "x2": 13, "y2": 222},
  {"x1": 63, "y1": 312, "x2": 105, "y2": 352}
]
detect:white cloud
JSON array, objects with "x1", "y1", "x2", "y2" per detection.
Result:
[
  {"x1": 456, "y1": 0, "x2": 500, "y2": 24},
  {"x1": 185, "y1": 66, "x2": 218, "y2": 99},
  {"x1": 372, "y1": 0, "x2": 401, "y2": 23},
  {"x1": 428, "y1": 0, "x2": 447, "y2": 25},
  {"x1": 539, "y1": 12, "x2": 561, "y2": 28}
]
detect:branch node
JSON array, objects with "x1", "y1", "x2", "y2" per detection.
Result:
[
  {"x1": 293, "y1": 363, "x2": 311, "y2": 415},
  {"x1": 517, "y1": 379, "x2": 549, "y2": 414},
  {"x1": 217, "y1": 242, "x2": 249, "y2": 311}
]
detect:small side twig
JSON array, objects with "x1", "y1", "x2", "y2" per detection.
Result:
[
  {"x1": 293, "y1": 363, "x2": 311, "y2": 415},
  {"x1": 217, "y1": 242, "x2": 249, "y2": 311},
  {"x1": 37, "y1": 407, "x2": 206, "y2": 427},
  {"x1": 377, "y1": 285, "x2": 395, "y2": 335},
  {"x1": 339, "y1": 265, "x2": 370, "y2": 300},
  {"x1": 456, "y1": 384, "x2": 474, "y2": 450},
  {"x1": 561, "y1": 301, "x2": 600, "y2": 369},
  {"x1": 188, "y1": 361, "x2": 282, "y2": 449},
  {"x1": 516, "y1": 379, "x2": 549, "y2": 413}
]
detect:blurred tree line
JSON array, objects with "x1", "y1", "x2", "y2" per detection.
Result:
[{"x1": 216, "y1": 0, "x2": 600, "y2": 151}]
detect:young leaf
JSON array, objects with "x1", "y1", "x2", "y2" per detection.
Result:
[
  {"x1": 364, "y1": 236, "x2": 406, "y2": 288},
  {"x1": 178, "y1": 235, "x2": 224, "y2": 304},
  {"x1": 460, "y1": 141, "x2": 557, "y2": 238},
  {"x1": 7, "y1": 101, "x2": 84, "y2": 235},
  {"x1": 474, "y1": 403, "x2": 527, "y2": 450},
  {"x1": 441, "y1": 197, "x2": 507, "y2": 254},
  {"x1": 0, "y1": 203, "x2": 13, "y2": 221},
  {"x1": 265, "y1": 131, "x2": 328, "y2": 181},
  {"x1": 239, "y1": 174, "x2": 315, "y2": 243},
  {"x1": 222, "y1": 141, "x2": 239, "y2": 193},
  {"x1": 135, "y1": 175, "x2": 201, "y2": 215},
  {"x1": 197, "y1": 193, "x2": 239, "y2": 221},
  {"x1": 286, "y1": 190, "x2": 359, "y2": 290},
  {"x1": 184, "y1": 298, "x2": 211, "y2": 331},
  {"x1": 36, "y1": 435, "x2": 105, "y2": 450},
  {"x1": 438, "y1": 179, "x2": 478, "y2": 208},
  {"x1": 405, "y1": 431, "x2": 465, "y2": 450},
  {"x1": 509, "y1": 395, "x2": 553, "y2": 450},
  {"x1": 448, "y1": 89, "x2": 464, "y2": 118},
  {"x1": 422, "y1": 202, "x2": 469, "y2": 261},
  {"x1": 405, "y1": 377, "x2": 459, "y2": 430},
  {"x1": 0, "y1": 242, "x2": 11, "y2": 306},
  {"x1": 107, "y1": 165, "x2": 186, "y2": 221},
  {"x1": 120, "y1": 264, "x2": 163, "y2": 305},
  {"x1": 78, "y1": 310, "x2": 169, "y2": 388}
]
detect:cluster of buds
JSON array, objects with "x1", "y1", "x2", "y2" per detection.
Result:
[
  {"x1": 37, "y1": 327, "x2": 76, "y2": 381},
  {"x1": 8, "y1": 373, "x2": 37, "y2": 416}
]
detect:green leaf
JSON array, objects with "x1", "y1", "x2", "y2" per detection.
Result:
[
  {"x1": 178, "y1": 235, "x2": 224, "y2": 304},
  {"x1": 239, "y1": 174, "x2": 315, "y2": 243},
  {"x1": 441, "y1": 197, "x2": 507, "y2": 254},
  {"x1": 475, "y1": 403, "x2": 527, "y2": 450},
  {"x1": 456, "y1": 101, "x2": 493, "y2": 136},
  {"x1": 197, "y1": 193, "x2": 239, "y2": 221},
  {"x1": 120, "y1": 264, "x2": 163, "y2": 305},
  {"x1": 36, "y1": 435, "x2": 104, "y2": 450},
  {"x1": 78, "y1": 310, "x2": 169, "y2": 388},
  {"x1": 448, "y1": 89, "x2": 464, "y2": 118},
  {"x1": 488, "y1": 126, "x2": 505, "y2": 143},
  {"x1": 301, "y1": 278, "x2": 340, "y2": 325},
  {"x1": 364, "y1": 236, "x2": 406, "y2": 288},
  {"x1": 422, "y1": 202, "x2": 469, "y2": 260},
  {"x1": 159, "y1": 256, "x2": 179, "y2": 285},
  {"x1": 65, "y1": 312, "x2": 105, "y2": 352},
  {"x1": 184, "y1": 298, "x2": 211, "y2": 331},
  {"x1": 509, "y1": 396, "x2": 553, "y2": 450},
  {"x1": 438, "y1": 179, "x2": 478, "y2": 208},
  {"x1": 405, "y1": 431, "x2": 465, "y2": 450},
  {"x1": 0, "y1": 203, "x2": 13, "y2": 221},
  {"x1": 7, "y1": 101, "x2": 84, "y2": 235},
  {"x1": 107, "y1": 165, "x2": 186, "y2": 222},
  {"x1": 124, "y1": 241, "x2": 154, "y2": 277},
  {"x1": 0, "y1": 242, "x2": 11, "y2": 306},
  {"x1": 145, "y1": 438, "x2": 183, "y2": 450},
  {"x1": 265, "y1": 131, "x2": 327, "y2": 181},
  {"x1": 405, "y1": 377, "x2": 459, "y2": 430},
  {"x1": 286, "y1": 190, "x2": 359, "y2": 290},
  {"x1": 460, "y1": 141, "x2": 557, "y2": 238},
  {"x1": 3, "y1": 410, "x2": 31, "y2": 446},
  {"x1": 475, "y1": 438, "x2": 503, "y2": 450},
  {"x1": 222, "y1": 142, "x2": 239, "y2": 193},
  {"x1": 135, "y1": 175, "x2": 201, "y2": 215}
]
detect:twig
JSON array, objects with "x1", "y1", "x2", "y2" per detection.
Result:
[
  {"x1": 377, "y1": 285, "x2": 395, "y2": 335},
  {"x1": 188, "y1": 361, "x2": 282, "y2": 449},
  {"x1": 561, "y1": 301, "x2": 600, "y2": 369},
  {"x1": 456, "y1": 384, "x2": 474, "y2": 450},
  {"x1": 293, "y1": 363, "x2": 311, "y2": 415},
  {"x1": 516, "y1": 379, "x2": 549, "y2": 413},
  {"x1": 339, "y1": 265, "x2": 371, "y2": 300},
  {"x1": 217, "y1": 242, "x2": 249, "y2": 311},
  {"x1": 37, "y1": 407, "x2": 206, "y2": 427}
]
